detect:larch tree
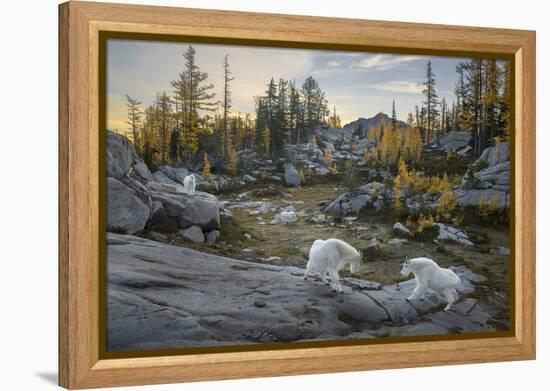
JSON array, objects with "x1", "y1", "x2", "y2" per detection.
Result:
[
  {"x1": 157, "y1": 92, "x2": 172, "y2": 164},
  {"x1": 171, "y1": 45, "x2": 217, "y2": 167},
  {"x1": 328, "y1": 105, "x2": 341, "y2": 128},
  {"x1": 202, "y1": 152, "x2": 212, "y2": 181},
  {"x1": 126, "y1": 95, "x2": 142, "y2": 152}
]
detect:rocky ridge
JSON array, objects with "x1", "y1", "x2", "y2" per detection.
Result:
[{"x1": 107, "y1": 233, "x2": 496, "y2": 351}]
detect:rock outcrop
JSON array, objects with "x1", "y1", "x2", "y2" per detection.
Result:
[
  {"x1": 105, "y1": 130, "x2": 223, "y2": 236},
  {"x1": 106, "y1": 177, "x2": 150, "y2": 234},
  {"x1": 107, "y1": 234, "x2": 499, "y2": 352},
  {"x1": 324, "y1": 182, "x2": 388, "y2": 215},
  {"x1": 457, "y1": 142, "x2": 510, "y2": 208},
  {"x1": 425, "y1": 131, "x2": 472, "y2": 153},
  {"x1": 106, "y1": 131, "x2": 145, "y2": 180}
]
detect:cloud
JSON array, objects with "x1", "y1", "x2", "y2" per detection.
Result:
[
  {"x1": 356, "y1": 54, "x2": 422, "y2": 71},
  {"x1": 370, "y1": 81, "x2": 424, "y2": 94}
]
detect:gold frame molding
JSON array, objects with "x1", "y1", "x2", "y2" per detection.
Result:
[{"x1": 59, "y1": 1, "x2": 536, "y2": 389}]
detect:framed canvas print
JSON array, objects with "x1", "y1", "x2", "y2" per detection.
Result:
[{"x1": 58, "y1": 1, "x2": 536, "y2": 389}]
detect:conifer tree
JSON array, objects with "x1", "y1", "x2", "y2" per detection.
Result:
[
  {"x1": 222, "y1": 54, "x2": 235, "y2": 163},
  {"x1": 422, "y1": 60, "x2": 439, "y2": 143},
  {"x1": 171, "y1": 45, "x2": 217, "y2": 166},
  {"x1": 202, "y1": 152, "x2": 212, "y2": 181},
  {"x1": 126, "y1": 95, "x2": 142, "y2": 151}
]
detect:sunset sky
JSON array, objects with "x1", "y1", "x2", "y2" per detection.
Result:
[{"x1": 107, "y1": 39, "x2": 469, "y2": 132}]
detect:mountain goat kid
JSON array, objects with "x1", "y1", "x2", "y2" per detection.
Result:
[
  {"x1": 182, "y1": 174, "x2": 196, "y2": 196},
  {"x1": 400, "y1": 257, "x2": 461, "y2": 311},
  {"x1": 304, "y1": 238, "x2": 362, "y2": 293}
]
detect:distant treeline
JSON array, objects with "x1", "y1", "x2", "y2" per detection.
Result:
[
  {"x1": 414, "y1": 59, "x2": 511, "y2": 155},
  {"x1": 119, "y1": 45, "x2": 512, "y2": 173},
  {"x1": 122, "y1": 45, "x2": 341, "y2": 171}
]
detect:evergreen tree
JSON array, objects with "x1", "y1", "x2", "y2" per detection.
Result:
[
  {"x1": 391, "y1": 99, "x2": 398, "y2": 131},
  {"x1": 422, "y1": 60, "x2": 439, "y2": 143},
  {"x1": 157, "y1": 92, "x2": 172, "y2": 164},
  {"x1": 171, "y1": 45, "x2": 217, "y2": 166},
  {"x1": 222, "y1": 54, "x2": 235, "y2": 164}
]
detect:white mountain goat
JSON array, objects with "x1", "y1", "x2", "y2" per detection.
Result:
[
  {"x1": 304, "y1": 239, "x2": 362, "y2": 293},
  {"x1": 400, "y1": 256, "x2": 461, "y2": 311},
  {"x1": 182, "y1": 174, "x2": 196, "y2": 196}
]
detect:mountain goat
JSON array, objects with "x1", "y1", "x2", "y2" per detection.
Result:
[
  {"x1": 304, "y1": 238, "x2": 362, "y2": 293},
  {"x1": 400, "y1": 256, "x2": 461, "y2": 311},
  {"x1": 182, "y1": 174, "x2": 196, "y2": 196}
]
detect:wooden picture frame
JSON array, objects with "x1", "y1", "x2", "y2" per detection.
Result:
[{"x1": 59, "y1": 1, "x2": 536, "y2": 389}]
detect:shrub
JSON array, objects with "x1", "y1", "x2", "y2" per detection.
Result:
[
  {"x1": 299, "y1": 168, "x2": 306, "y2": 185},
  {"x1": 323, "y1": 148, "x2": 333, "y2": 166},
  {"x1": 417, "y1": 213, "x2": 436, "y2": 233},
  {"x1": 436, "y1": 191, "x2": 458, "y2": 221},
  {"x1": 478, "y1": 195, "x2": 500, "y2": 221}
]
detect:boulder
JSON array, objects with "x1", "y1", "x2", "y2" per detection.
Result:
[
  {"x1": 146, "y1": 201, "x2": 179, "y2": 233},
  {"x1": 474, "y1": 161, "x2": 510, "y2": 184},
  {"x1": 324, "y1": 182, "x2": 386, "y2": 215},
  {"x1": 437, "y1": 224, "x2": 473, "y2": 246},
  {"x1": 271, "y1": 211, "x2": 297, "y2": 224},
  {"x1": 206, "y1": 230, "x2": 220, "y2": 244},
  {"x1": 151, "y1": 191, "x2": 221, "y2": 231},
  {"x1": 106, "y1": 130, "x2": 141, "y2": 179},
  {"x1": 478, "y1": 142, "x2": 510, "y2": 167},
  {"x1": 243, "y1": 175, "x2": 257, "y2": 183},
  {"x1": 457, "y1": 189, "x2": 509, "y2": 208},
  {"x1": 158, "y1": 165, "x2": 188, "y2": 184},
  {"x1": 284, "y1": 163, "x2": 301, "y2": 186},
  {"x1": 457, "y1": 142, "x2": 510, "y2": 208},
  {"x1": 133, "y1": 161, "x2": 153, "y2": 182},
  {"x1": 393, "y1": 222, "x2": 411, "y2": 237},
  {"x1": 106, "y1": 177, "x2": 150, "y2": 234},
  {"x1": 178, "y1": 226, "x2": 205, "y2": 244},
  {"x1": 363, "y1": 239, "x2": 380, "y2": 258},
  {"x1": 425, "y1": 131, "x2": 472, "y2": 152},
  {"x1": 152, "y1": 171, "x2": 178, "y2": 186},
  {"x1": 388, "y1": 238, "x2": 408, "y2": 246}
]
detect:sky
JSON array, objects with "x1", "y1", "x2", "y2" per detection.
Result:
[{"x1": 106, "y1": 38, "x2": 470, "y2": 132}]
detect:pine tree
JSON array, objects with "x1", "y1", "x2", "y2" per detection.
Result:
[
  {"x1": 222, "y1": 54, "x2": 235, "y2": 164},
  {"x1": 391, "y1": 99, "x2": 398, "y2": 131},
  {"x1": 301, "y1": 76, "x2": 327, "y2": 140},
  {"x1": 273, "y1": 78, "x2": 290, "y2": 155},
  {"x1": 288, "y1": 81, "x2": 303, "y2": 144},
  {"x1": 422, "y1": 60, "x2": 439, "y2": 144}
]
